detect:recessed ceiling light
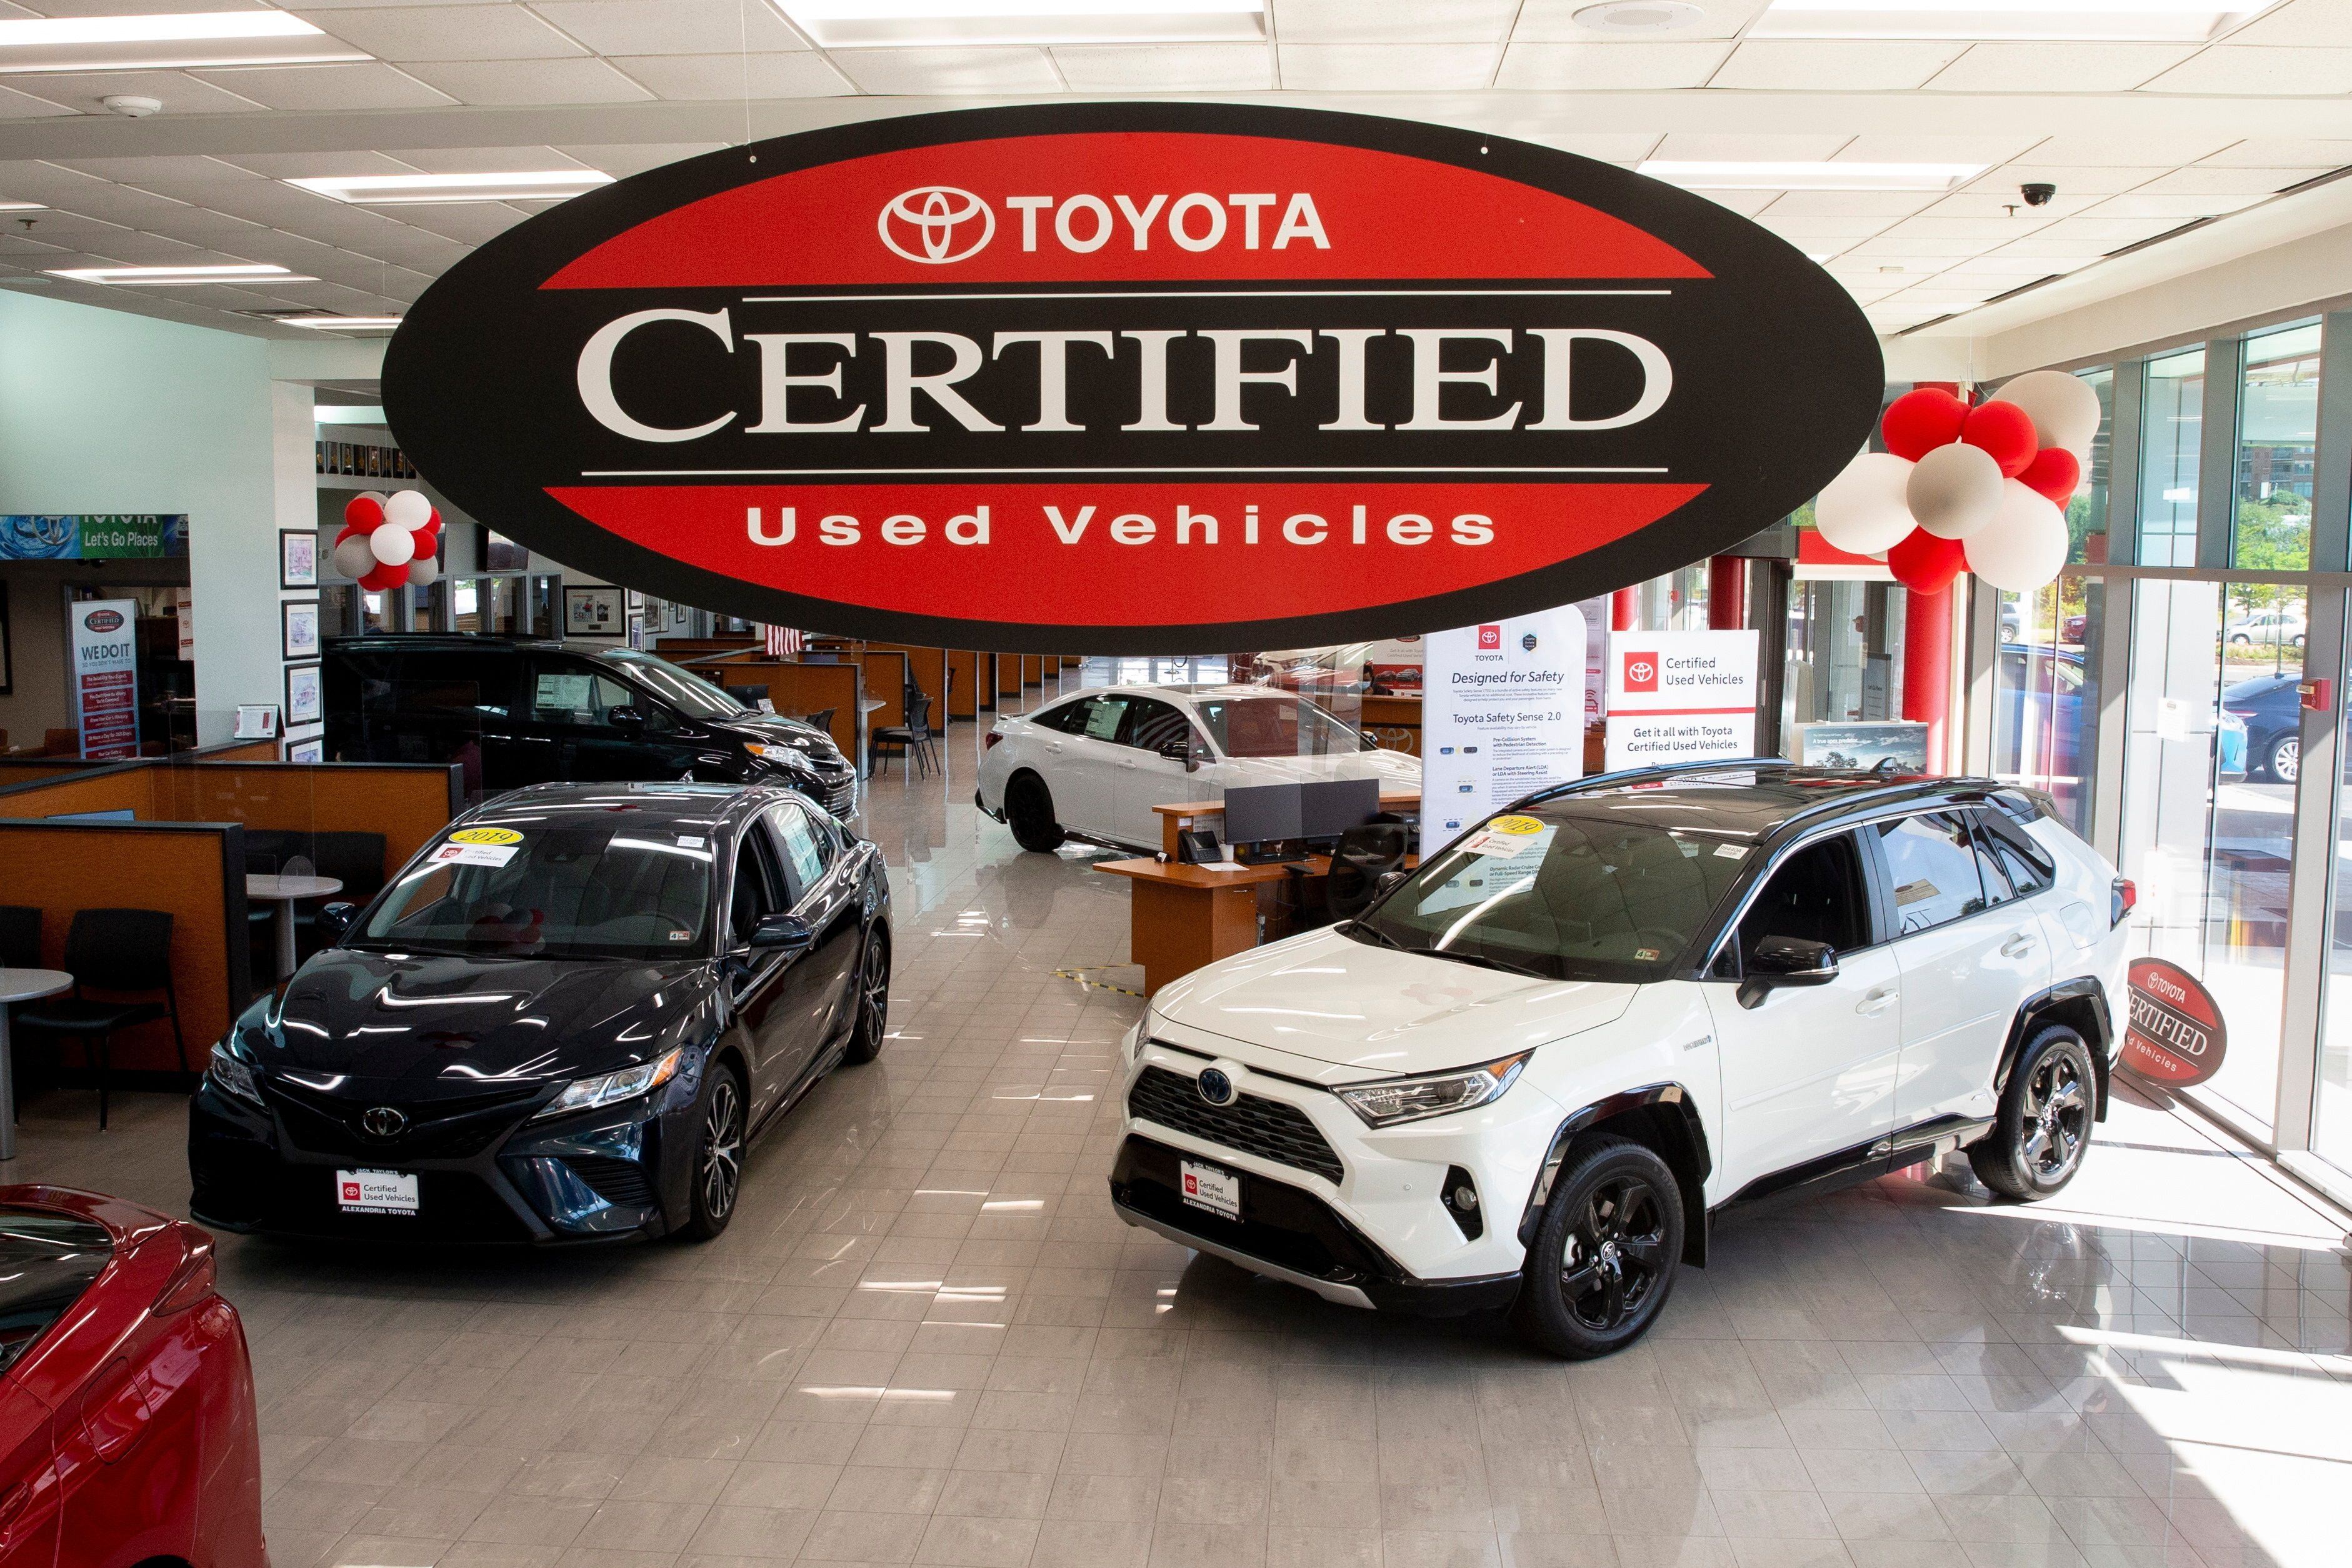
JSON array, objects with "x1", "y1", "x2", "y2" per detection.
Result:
[
  {"x1": 772, "y1": 0, "x2": 1266, "y2": 47},
  {"x1": 0, "y1": 11, "x2": 362, "y2": 73},
  {"x1": 1755, "y1": 0, "x2": 2280, "y2": 43},
  {"x1": 1640, "y1": 160, "x2": 1986, "y2": 192},
  {"x1": 48, "y1": 262, "x2": 317, "y2": 286},
  {"x1": 1573, "y1": 1, "x2": 1706, "y2": 32},
  {"x1": 287, "y1": 171, "x2": 614, "y2": 206},
  {"x1": 284, "y1": 315, "x2": 403, "y2": 331}
]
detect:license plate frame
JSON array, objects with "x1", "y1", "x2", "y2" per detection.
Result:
[
  {"x1": 1179, "y1": 1157, "x2": 1241, "y2": 1222},
  {"x1": 335, "y1": 1167, "x2": 419, "y2": 1217}
]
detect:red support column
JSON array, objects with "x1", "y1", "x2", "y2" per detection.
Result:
[
  {"x1": 1611, "y1": 587, "x2": 1638, "y2": 632},
  {"x1": 1707, "y1": 557, "x2": 1746, "y2": 630},
  {"x1": 1903, "y1": 584, "x2": 1953, "y2": 773}
]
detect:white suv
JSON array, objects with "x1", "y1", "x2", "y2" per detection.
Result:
[{"x1": 1111, "y1": 765, "x2": 2131, "y2": 1358}]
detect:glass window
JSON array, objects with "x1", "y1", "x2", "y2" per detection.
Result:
[
  {"x1": 1974, "y1": 812, "x2": 2054, "y2": 898},
  {"x1": 2138, "y1": 348, "x2": 2205, "y2": 567},
  {"x1": 1121, "y1": 697, "x2": 1194, "y2": 755},
  {"x1": 2233, "y1": 320, "x2": 2318, "y2": 572},
  {"x1": 2319, "y1": 592, "x2": 2352, "y2": 1179},
  {"x1": 1194, "y1": 694, "x2": 1365, "y2": 757},
  {"x1": 1990, "y1": 582, "x2": 2102, "y2": 837},
  {"x1": 729, "y1": 831, "x2": 781, "y2": 944},
  {"x1": 769, "y1": 804, "x2": 828, "y2": 898},
  {"x1": 362, "y1": 820, "x2": 713, "y2": 960},
  {"x1": 1078, "y1": 694, "x2": 1132, "y2": 741},
  {"x1": 1876, "y1": 812, "x2": 1988, "y2": 935},
  {"x1": 0, "y1": 1209, "x2": 111, "y2": 1375},
  {"x1": 529, "y1": 661, "x2": 671, "y2": 732},
  {"x1": 1783, "y1": 579, "x2": 1904, "y2": 733},
  {"x1": 2068, "y1": 368, "x2": 2114, "y2": 565},
  {"x1": 1734, "y1": 833, "x2": 1870, "y2": 962},
  {"x1": 600, "y1": 649, "x2": 751, "y2": 721}
]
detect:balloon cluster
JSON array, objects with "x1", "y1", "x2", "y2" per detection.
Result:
[
  {"x1": 1814, "y1": 371, "x2": 2101, "y2": 596},
  {"x1": 334, "y1": 489, "x2": 441, "y2": 592}
]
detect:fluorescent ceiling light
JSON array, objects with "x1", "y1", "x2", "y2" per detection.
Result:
[
  {"x1": 773, "y1": 0, "x2": 1266, "y2": 47},
  {"x1": 1756, "y1": 0, "x2": 2279, "y2": 42},
  {"x1": 1641, "y1": 160, "x2": 1985, "y2": 191},
  {"x1": 48, "y1": 262, "x2": 317, "y2": 286},
  {"x1": 285, "y1": 316, "x2": 402, "y2": 331},
  {"x1": 288, "y1": 171, "x2": 614, "y2": 206},
  {"x1": 0, "y1": 10, "x2": 362, "y2": 72},
  {"x1": 0, "y1": 202, "x2": 44, "y2": 213},
  {"x1": 316, "y1": 404, "x2": 389, "y2": 422}
]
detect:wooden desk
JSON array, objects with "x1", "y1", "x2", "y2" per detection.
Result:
[
  {"x1": 1151, "y1": 791, "x2": 1421, "y2": 860},
  {"x1": 1095, "y1": 857, "x2": 1315, "y2": 997}
]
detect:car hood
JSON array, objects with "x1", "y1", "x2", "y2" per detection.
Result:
[
  {"x1": 1151, "y1": 927, "x2": 1636, "y2": 1076},
  {"x1": 239, "y1": 947, "x2": 715, "y2": 1096},
  {"x1": 716, "y1": 711, "x2": 851, "y2": 764},
  {"x1": 1211, "y1": 750, "x2": 1421, "y2": 789}
]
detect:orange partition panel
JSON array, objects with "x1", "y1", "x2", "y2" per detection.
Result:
[
  {"x1": 864, "y1": 644, "x2": 948, "y2": 721},
  {"x1": 0, "y1": 758, "x2": 106, "y2": 787},
  {"x1": 161, "y1": 763, "x2": 461, "y2": 881},
  {"x1": 201, "y1": 739, "x2": 280, "y2": 762},
  {"x1": 857, "y1": 651, "x2": 908, "y2": 728},
  {"x1": 944, "y1": 651, "x2": 981, "y2": 720},
  {"x1": 0, "y1": 821, "x2": 247, "y2": 1074},
  {"x1": 998, "y1": 655, "x2": 1023, "y2": 698},
  {"x1": 0, "y1": 762, "x2": 161, "y2": 821}
]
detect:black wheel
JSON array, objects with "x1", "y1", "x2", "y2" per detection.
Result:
[
  {"x1": 2271, "y1": 735, "x2": 2299, "y2": 785},
  {"x1": 681, "y1": 1061, "x2": 746, "y2": 1241},
  {"x1": 1968, "y1": 1025, "x2": 2095, "y2": 1201},
  {"x1": 1006, "y1": 774, "x2": 1065, "y2": 852},
  {"x1": 842, "y1": 929, "x2": 890, "y2": 1065},
  {"x1": 1511, "y1": 1136, "x2": 1683, "y2": 1359}
]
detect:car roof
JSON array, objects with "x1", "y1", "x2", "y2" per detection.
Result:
[
  {"x1": 1521, "y1": 761, "x2": 2038, "y2": 846},
  {"x1": 458, "y1": 781, "x2": 787, "y2": 832},
  {"x1": 324, "y1": 633, "x2": 646, "y2": 659},
  {"x1": 1037, "y1": 682, "x2": 1295, "y2": 706}
]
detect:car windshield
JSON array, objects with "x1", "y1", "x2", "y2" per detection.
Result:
[
  {"x1": 357, "y1": 819, "x2": 714, "y2": 961},
  {"x1": 0, "y1": 1209, "x2": 113, "y2": 1375},
  {"x1": 599, "y1": 651, "x2": 747, "y2": 721},
  {"x1": 1352, "y1": 802, "x2": 1756, "y2": 981},
  {"x1": 1194, "y1": 695, "x2": 1365, "y2": 757}
]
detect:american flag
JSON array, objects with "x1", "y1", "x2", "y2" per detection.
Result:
[{"x1": 763, "y1": 624, "x2": 802, "y2": 658}]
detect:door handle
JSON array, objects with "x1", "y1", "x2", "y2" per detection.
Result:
[
  {"x1": 2001, "y1": 933, "x2": 2035, "y2": 957},
  {"x1": 1857, "y1": 986, "x2": 1897, "y2": 1017}
]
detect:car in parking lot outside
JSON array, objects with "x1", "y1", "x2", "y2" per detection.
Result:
[
  {"x1": 0, "y1": 1187, "x2": 264, "y2": 1568},
  {"x1": 189, "y1": 782, "x2": 891, "y2": 1246},
  {"x1": 2225, "y1": 672, "x2": 2305, "y2": 783},
  {"x1": 978, "y1": 683, "x2": 1419, "y2": 853},
  {"x1": 1110, "y1": 763, "x2": 2131, "y2": 1357},
  {"x1": 2225, "y1": 609, "x2": 2305, "y2": 648}
]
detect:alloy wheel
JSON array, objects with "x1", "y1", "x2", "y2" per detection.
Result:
[
  {"x1": 861, "y1": 940, "x2": 889, "y2": 1051},
  {"x1": 700, "y1": 1075, "x2": 743, "y2": 1221},
  {"x1": 1559, "y1": 1176, "x2": 1667, "y2": 1331},
  {"x1": 2020, "y1": 1053, "x2": 2089, "y2": 1182},
  {"x1": 2275, "y1": 738, "x2": 2299, "y2": 785}
]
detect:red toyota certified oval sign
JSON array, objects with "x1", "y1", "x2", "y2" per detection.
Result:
[
  {"x1": 384, "y1": 104, "x2": 1883, "y2": 653},
  {"x1": 2121, "y1": 958, "x2": 2227, "y2": 1087},
  {"x1": 83, "y1": 609, "x2": 124, "y2": 633}
]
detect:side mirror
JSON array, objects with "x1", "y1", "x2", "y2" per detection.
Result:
[
  {"x1": 607, "y1": 704, "x2": 646, "y2": 729},
  {"x1": 1159, "y1": 736, "x2": 1202, "y2": 772},
  {"x1": 748, "y1": 912, "x2": 816, "y2": 956},
  {"x1": 1374, "y1": 869, "x2": 1408, "y2": 896},
  {"x1": 1736, "y1": 935, "x2": 1838, "y2": 1009},
  {"x1": 317, "y1": 901, "x2": 357, "y2": 941}
]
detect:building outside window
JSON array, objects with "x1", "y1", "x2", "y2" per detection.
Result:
[{"x1": 2138, "y1": 348, "x2": 2204, "y2": 567}]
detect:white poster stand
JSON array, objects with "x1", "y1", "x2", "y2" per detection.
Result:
[
  {"x1": 69, "y1": 598, "x2": 141, "y2": 761},
  {"x1": 1420, "y1": 604, "x2": 1587, "y2": 857},
  {"x1": 1603, "y1": 629, "x2": 1761, "y2": 772}
]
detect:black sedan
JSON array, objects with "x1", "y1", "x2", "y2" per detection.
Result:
[
  {"x1": 2224, "y1": 673, "x2": 2302, "y2": 783},
  {"x1": 189, "y1": 782, "x2": 891, "y2": 1244}
]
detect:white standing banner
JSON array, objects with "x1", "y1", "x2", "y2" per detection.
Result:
[
  {"x1": 70, "y1": 598, "x2": 141, "y2": 761},
  {"x1": 1420, "y1": 604, "x2": 1587, "y2": 856},
  {"x1": 1603, "y1": 629, "x2": 1760, "y2": 773}
]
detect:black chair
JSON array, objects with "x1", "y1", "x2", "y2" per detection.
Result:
[
  {"x1": 13, "y1": 908, "x2": 184, "y2": 1130},
  {"x1": 1326, "y1": 821, "x2": 1411, "y2": 922},
  {"x1": 0, "y1": 907, "x2": 39, "y2": 970},
  {"x1": 870, "y1": 694, "x2": 938, "y2": 779}
]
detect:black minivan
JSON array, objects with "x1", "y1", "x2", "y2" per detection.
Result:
[{"x1": 322, "y1": 636, "x2": 859, "y2": 815}]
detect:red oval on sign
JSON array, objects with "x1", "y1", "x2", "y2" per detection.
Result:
[
  {"x1": 83, "y1": 609, "x2": 124, "y2": 632},
  {"x1": 2120, "y1": 957, "x2": 2227, "y2": 1087}
]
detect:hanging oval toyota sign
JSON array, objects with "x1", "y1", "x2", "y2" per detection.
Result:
[{"x1": 383, "y1": 104, "x2": 1883, "y2": 654}]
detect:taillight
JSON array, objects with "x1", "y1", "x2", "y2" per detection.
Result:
[
  {"x1": 2112, "y1": 877, "x2": 2136, "y2": 927},
  {"x1": 155, "y1": 1228, "x2": 216, "y2": 1314},
  {"x1": 984, "y1": 732, "x2": 1002, "y2": 751}
]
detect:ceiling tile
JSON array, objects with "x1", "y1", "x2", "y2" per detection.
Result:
[
  {"x1": 399, "y1": 56, "x2": 655, "y2": 102},
  {"x1": 554, "y1": 141, "x2": 729, "y2": 177},
  {"x1": 193, "y1": 62, "x2": 458, "y2": 109},
  {"x1": 1759, "y1": 189, "x2": 1941, "y2": 219},
  {"x1": 1923, "y1": 42, "x2": 2194, "y2": 94},
  {"x1": 1846, "y1": 232, "x2": 1990, "y2": 257},
  {"x1": 826, "y1": 46, "x2": 1061, "y2": 94},
  {"x1": 2141, "y1": 164, "x2": 2336, "y2": 193},
  {"x1": 2029, "y1": 214, "x2": 2197, "y2": 247},
  {"x1": 526, "y1": 0, "x2": 808, "y2": 56},
  {"x1": 393, "y1": 203, "x2": 529, "y2": 243},
  {"x1": 2084, "y1": 190, "x2": 2268, "y2": 219},
  {"x1": 1494, "y1": 41, "x2": 1731, "y2": 91},
  {"x1": 1711, "y1": 41, "x2": 1968, "y2": 92},
  {"x1": 1968, "y1": 164, "x2": 2155, "y2": 197},
  {"x1": 375, "y1": 144, "x2": 586, "y2": 172},
  {"x1": 1273, "y1": 0, "x2": 1518, "y2": 44},
  {"x1": 1512, "y1": 0, "x2": 1768, "y2": 42},
  {"x1": 611, "y1": 51, "x2": 851, "y2": 99},
  {"x1": 1918, "y1": 190, "x2": 2100, "y2": 221},
  {"x1": 0, "y1": 84, "x2": 73, "y2": 117},
  {"x1": 1833, "y1": 132, "x2": 2038, "y2": 166},
  {"x1": 4, "y1": 70, "x2": 269, "y2": 114},
  {"x1": 1691, "y1": 187, "x2": 1778, "y2": 216},
  {"x1": 1052, "y1": 43, "x2": 1274, "y2": 91},
  {"x1": 49, "y1": 154, "x2": 260, "y2": 189},
  {"x1": 1879, "y1": 214, "x2": 2056, "y2": 240},
  {"x1": 1276, "y1": 42, "x2": 1502, "y2": 90},
  {"x1": 2020, "y1": 131, "x2": 2239, "y2": 166},
  {"x1": 294, "y1": 4, "x2": 588, "y2": 61},
  {"x1": 131, "y1": 207, "x2": 269, "y2": 242},
  {"x1": 2138, "y1": 45, "x2": 2352, "y2": 94},
  {"x1": 2201, "y1": 138, "x2": 2352, "y2": 167},
  {"x1": 1651, "y1": 132, "x2": 1851, "y2": 162},
  {"x1": 222, "y1": 151, "x2": 424, "y2": 179},
  {"x1": 2222, "y1": 0, "x2": 2352, "y2": 47},
  {"x1": 1516, "y1": 131, "x2": 1663, "y2": 164}
]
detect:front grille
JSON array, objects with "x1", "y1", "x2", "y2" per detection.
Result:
[
  {"x1": 1126, "y1": 1065, "x2": 1344, "y2": 1184},
  {"x1": 265, "y1": 1079, "x2": 542, "y2": 1161},
  {"x1": 822, "y1": 776, "x2": 859, "y2": 817},
  {"x1": 566, "y1": 1154, "x2": 658, "y2": 1211}
]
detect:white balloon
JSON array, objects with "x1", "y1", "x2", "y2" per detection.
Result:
[
  {"x1": 1992, "y1": 370, "x2": 2102, "y2": 458},
  {"x1": 1814, "y1": 451, "x2": 1918, "y2": 555},
  {"x1": 331, "y1": 536, "x2": 376, "y2": 579},
  {"x1": 1906, "y1": 442, "x2": 2004, "y2": 539},
  {"x1": 1964, "y1": 480, "x2": 2069, "y2": 591},
  {"x1": 359, "y1": 489, "x2": 390, "y2": 508},
  {"x1": 370, "y1": 521, "x2": 416, "y2": 567},
  {"x1": 407, "y1": 556, "x2": 439, "y2": 587},
  {"x1": 384, "y1": 489, "x2": 434, "y2": 531}
]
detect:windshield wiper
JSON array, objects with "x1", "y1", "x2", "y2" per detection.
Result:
[
  {"x1": 1342, "y1": 919, "x2": 1409, "y2": 952},
  {"x1": 1415, "y1": 945, "x2": 1553, "y2": 982}
]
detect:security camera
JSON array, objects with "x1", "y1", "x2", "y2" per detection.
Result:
[
  {"x1": 101, "y1": 96, "x2": 162, "y2": 118},
  {"x1": 2021, "y1": 182, "x2": 2057, "y2": 207}
]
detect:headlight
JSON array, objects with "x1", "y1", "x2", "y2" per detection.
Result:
[
  {"x1": 208, "y1": 1042, "x2": 261, "y2": 1106},
  {"x1": 744, "y1": 742, "x2": 817, "y2": 772},
  {"x1": 534, "y1": 1047, "x2": 683, "y2": 1120},
  {"x1": 1334, "y1": 1052, "x2": 1529, "y2": 1128}
]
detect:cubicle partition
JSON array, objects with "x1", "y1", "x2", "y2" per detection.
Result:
[
  {"x1": 708, "y1": 660, "x2": 863, "y2": 755},
  {"x1": 159, "y1": 760, "x2": 463, "y2": 881},
  {"x1": 946, "y1": 651, "x2": 983, "y2": 719},
  {"x1": 854, "y1": 649, "x2": 909, "y2": 729},
  {"x1": 998, "y1": 654, "x2": 1023, "y2": 701},
  {"x1": 861, "y1": 643, "x2": 951, "y2": 724}
]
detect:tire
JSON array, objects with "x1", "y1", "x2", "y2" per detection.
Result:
[
  {"x1": 1006, "y1": 773, "x2": 1065, "y2": 852},
  {"x1": 2229, "y1": 633, "x2": 2249, "y2": 645},
  {"x1": 2271, "y1": 736, "x2": 2299, "y2": 785},
  {"x1": 680, "y1": 1059, "x2": 746, "y2": 1241},
  {"x1": 842, "y1": 929, "x2": 890, "y2": 1065},
  {"x1": 1511, "y1": 1136, "x2": 1683, "y2": 1359},
  {"x1": 1967, "y1": 1025, "x2": 2096, "y2": 1201}
]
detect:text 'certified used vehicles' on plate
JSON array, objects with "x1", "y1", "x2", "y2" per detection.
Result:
[
  {"x1": 1111, "y1": 764, "x2": 2133, "y2": 1357},
  {"x1": 189, "y1": 782, "x2": 892, "y2": 1246}
]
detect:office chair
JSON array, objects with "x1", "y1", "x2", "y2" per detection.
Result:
[
  {"x1": 13, "y1": 907, "x2": 186, "y2": 1129},
  {"x1": 870, "y1": 695, "x2": 937, "y2": 779},
  {"x1": 1326, "y1": 822, "x2": 1411, "y2": 922}
]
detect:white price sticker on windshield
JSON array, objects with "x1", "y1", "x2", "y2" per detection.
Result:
[
  {"x1": 431, "y1": 841, "x2": 517, "y2": 868},
  {"x1": 1459, "y1": 831, "x2": 1534, "y2": 858}
]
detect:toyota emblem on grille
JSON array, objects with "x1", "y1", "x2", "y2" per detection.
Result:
[
  {"x1": 361, "y1": 1106, "x2": 407, "y2": 1138},
  {"x1": 1196, "y1": 1069, "x2": 1236, "y2": 1107}
]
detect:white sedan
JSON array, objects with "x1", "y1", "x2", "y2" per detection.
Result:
[{"x1": 976, "y1": 684, "x2": 1419, "y2": 852}]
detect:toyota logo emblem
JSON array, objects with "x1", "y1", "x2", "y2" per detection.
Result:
[
  {"x1": 361, "y1": 1107, "x2": 407, "y2": 1139},
  {"x1": 1196, "y1": 1069, "x2": 1236, "y2": 1107},
  {"x1": 878, "y1": 186, "x2": 995, "y2": 265},
  {"x1": 1628, "y1": 661, "x2": 1654, "y2": 683}
]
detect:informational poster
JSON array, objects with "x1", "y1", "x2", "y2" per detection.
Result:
[
  {"x1": 1, "y1": 514, "x2": 186, "y2": 561},
  {"x1": 1420, "y1": 604, "x2": 1586, "y2": 856},
  {"x1": 1794, "y1": 721, "x2": 1927, "y2": 771},
  {"x1": 1603, "y1": 629, "x2": 1759, "y2": 772},
  {"x1": 70, "y1": 599, "x2": 140, "y2": 761}
]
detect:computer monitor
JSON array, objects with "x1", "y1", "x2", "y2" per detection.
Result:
[
  {"x1": 1220, "y1": 783, "x2": 1304, "y2": 850},
  {"x1": 1300, "y1": 777, "x2": 1381, "y2": 845}
]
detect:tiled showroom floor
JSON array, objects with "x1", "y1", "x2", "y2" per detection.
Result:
[{"x1": 14, "y1": 692, "x2": 2352, "y2": 1568}]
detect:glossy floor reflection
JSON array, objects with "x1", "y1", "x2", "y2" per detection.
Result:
[{"x1": 11, "y1": 700, "x2": 2350, "y2": 1568}]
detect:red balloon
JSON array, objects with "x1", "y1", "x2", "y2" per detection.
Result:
[
  {"x1": 1888, "y1": 529, "x2": 1968, "y2": 596},
  {"x1": 2018, "y1": 446, "x2": 2081, "y2": 506},
  {"x1": 1961, "y1": 400, "x2": 2039, "y2": 477},
  {"x1": 1881, "y1": 388, "x2": 1969, "y2": 461},
  {"x1": 423, "y1": 506, "x2": 441, "y2": 534},
  {"x1": 334, "y1": 522, "x2": 365, "y2": 546},
  {"x1": 342, "y1": 494, "x2": 385, "y2": 532},
  {"x1": 359, "y1": 561, "x2": 404, "y2": 591},
  {"x1": 410, "y1": 527, "x2": 438, "y2": 559}
]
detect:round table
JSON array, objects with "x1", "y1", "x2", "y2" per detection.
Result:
[
  {"x1": 0, "y1": 969, "x2": 70, "y2": 1160},
  {"x1": 247, "y1": 874, "x2": 343, "y2": 982}
]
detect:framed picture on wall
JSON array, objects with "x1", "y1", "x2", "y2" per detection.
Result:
[
  {"x1": 281, "y1": 599, "x2": 321, "y2": 660},
  {"x1": 280, "y1": 528, "x2": 318, "y2": 589},
  {"x1": 286, "y1": 737, "x2": 323, "y2": 763},
  {"x1": 284, "y1": 661, "x2": 323, "y2": 726},
  {"x1": 564, "y1": 585, "x2": 624, "y2": 636}
]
